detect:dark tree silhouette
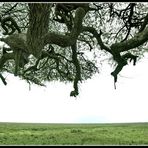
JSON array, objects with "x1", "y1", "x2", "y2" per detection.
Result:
[{"x1": 0, "y1": 2, "x2": 148, "y2": 96}]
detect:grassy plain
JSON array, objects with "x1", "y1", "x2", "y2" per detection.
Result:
[{"x1": 0, "y1": 122, "x2": 148, "y2": 145}]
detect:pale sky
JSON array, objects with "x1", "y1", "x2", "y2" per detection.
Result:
[{"x1": 0, "y1": 53, "x2": 148, "y2": 124}]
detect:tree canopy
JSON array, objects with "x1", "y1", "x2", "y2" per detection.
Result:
[{"x1": 0, "y1": 2, "x2": 148, "y2": 96}]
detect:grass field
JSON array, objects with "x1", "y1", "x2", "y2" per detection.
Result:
[{"x1": 0, "y1": 122, "x2": 148, "y2": 145}]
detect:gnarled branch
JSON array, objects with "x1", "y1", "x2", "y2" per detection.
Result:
[
  {"x1": 111, "y1": 26, "x2": 148, "y2": 53},
  {"x1": 70, "y1": 42, "x2": 81, "y2": 97}
]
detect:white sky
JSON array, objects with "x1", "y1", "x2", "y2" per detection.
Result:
[{"x1": 0, "y1": 53, "x2": 148, "y2": 124}]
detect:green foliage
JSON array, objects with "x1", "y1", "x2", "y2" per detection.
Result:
[{"x1": 0, "y1": 122, "x2": 148, "y2": 145}]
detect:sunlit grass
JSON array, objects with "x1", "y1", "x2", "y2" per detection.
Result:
[{"x1": 0, "y1": 122, "x2": 148, "y2": 145}]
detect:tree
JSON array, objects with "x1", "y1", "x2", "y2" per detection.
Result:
[{"x1": 0, "y1": 2, "x2": 148, "y2": 96}]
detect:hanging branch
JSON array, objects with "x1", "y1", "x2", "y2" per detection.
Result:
[
  {"x1": 111, "y1": 52, "x2": 138, "y2": 89},
  {"x1": 0, "y1": 73, "x2": 7, "y2": 85},
  {"x1": 70, "y1": 42, "x2": 81, "y2": 97}
]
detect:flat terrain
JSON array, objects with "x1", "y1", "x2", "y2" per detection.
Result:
[{"x1": 0, "y1": 122, "x2": 148, "y2": 145}]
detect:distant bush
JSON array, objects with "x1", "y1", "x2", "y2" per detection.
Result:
[{"x1": 70, "y1": 129, "x2": 83, "y2": 133}]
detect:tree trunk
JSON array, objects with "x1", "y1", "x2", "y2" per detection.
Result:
[{"x1": 26, "y1": 3, "x2": 51, "y2": 58}]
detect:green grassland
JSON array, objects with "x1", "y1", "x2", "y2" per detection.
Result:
[{"x1": 0, "y1": 122, "x2": 148, "y2": 145}]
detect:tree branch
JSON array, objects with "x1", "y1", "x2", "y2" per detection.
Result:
[
  {"x1": 139, "y1": 13, "x2": 148, "y2": 33},
  {"x1": 43, "y1": 7, "x2": 86, "y2": 48},
  {"x1": 111, "y1": 52, "x2": 138, "y2": 89},
  {"x1": 0, "y1": 52, "x2": 14, "y2": 70},
  {"x1": 70, "y1": 42, "x2": 81, "y2": 97},
  {"x1": 82, "y1": 26, "x2": 112, "y2": 54},
  {"x1": 0, "y1": 73, "x2": 7, "y2": 85},
  {"x1": 111, "y1": 26, "x2": 148, "y2": 53}
]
